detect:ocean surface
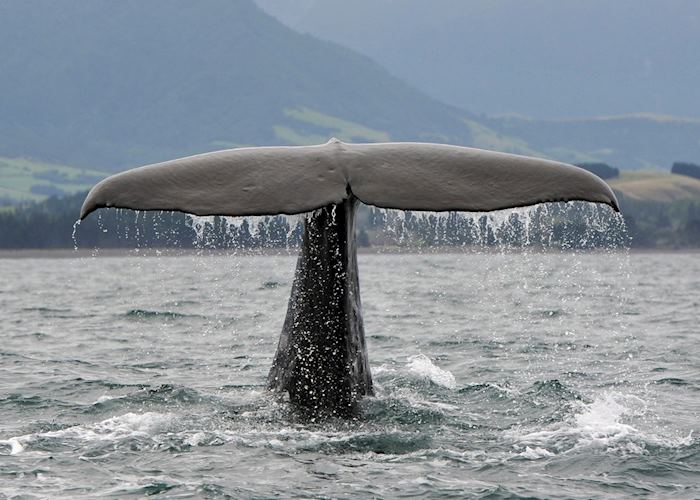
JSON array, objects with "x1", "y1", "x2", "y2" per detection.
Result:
[{"x1": 1, "y1": 249, "x2": 698, "y2": 498}]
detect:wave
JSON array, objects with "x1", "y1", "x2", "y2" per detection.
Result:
[
  {"x1": 260, "y1": 280, "x2": 285, "y2": 289},
  {"x1": 406, "y1": 354, "x2": 457, "y2": 389},
  {"x1": 21, "y1": 307, "x2": 72, "y2": 313},
  {"x1": 124, "y1": 309, "x2": 205, "y2": 319},
  {"x1": 654, "y1": 377, "x2": 692, "y2": 386},
  {"x1": 371, "y1": 355, "x2": 457, "y2": 390},
  {"x1": 85, "y1": 384, "x2": 212, "y2": 414},
  {"x1": 0, "y1": 411, "x2": 174, "y2": 455},
  {"x1": 19, "y1": 306, "x2": 89, "y2": 319},
  {"x1": 258, "y1": 428, "x2": 432, "y2": 455},
  {"x1": 505, "y1": 392, "x2": 695, "y2": 459},
  {"x1": 0, "y1": 409, "x2": 432, "y2": 458},
  {"x1": 527, "y1": 379, "x2": 582, "y2": 401}
]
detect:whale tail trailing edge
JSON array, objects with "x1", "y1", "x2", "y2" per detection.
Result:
[{"x1": 80, "y1": 139, "x2": 619, "y2": 220}]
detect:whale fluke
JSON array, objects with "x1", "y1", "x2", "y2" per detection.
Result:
[
  {"x1": 79, "y1": 139, "x2": 619, "y2": 417},
  {"x1": 80, "y1": 139, "x2": 618, "y2": 220}
]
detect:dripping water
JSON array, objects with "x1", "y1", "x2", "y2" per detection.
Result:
[
  {"x1": 71, "y1": 219, "x2": 81, "y2": 251},
  {"x1": 366, "y1": 202, "x2": 628, "y2": 251}
]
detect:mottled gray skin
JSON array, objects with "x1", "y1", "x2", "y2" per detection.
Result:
[
  {"x1": 267, "y1": 196, "x2": 372, "y2": 417},
  {"x1": 79, "y1": 139, "x2": 620, "y2": 417}
]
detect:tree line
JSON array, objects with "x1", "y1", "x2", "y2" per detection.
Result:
[{"x1": 6, "y1": 190, "x2": 697, "y2": 250}]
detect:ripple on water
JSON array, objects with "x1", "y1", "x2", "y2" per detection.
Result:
[
  {"x1": 123, "y1": 309, "x2": 205, "y2": 319},
  {"x1": 83, "y1": 384, "x2": 213, "y2": 414},
  {"x1": 260, "y1": 280, "x2": 284, "y2": 289},
  {"x1": 654, "y1": 377, "x2": 691, "y2": 386}
]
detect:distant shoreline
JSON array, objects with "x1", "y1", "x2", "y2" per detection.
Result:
[{"x1": 0, "y1": 246, "x2": 698, "y2": 259}]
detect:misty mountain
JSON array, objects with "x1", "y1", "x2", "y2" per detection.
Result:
[
  {"x1": 257, "y1": 0, "x2": 700, "y2": 120},
  {"x1": 1, "y1": 0, "x2": 698, "y2": 180},
  {"x1": 0, "y1": 0, "x2": 477, "y2": 170}
]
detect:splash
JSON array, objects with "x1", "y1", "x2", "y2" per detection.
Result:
[
  {"x1": 406, "y1": 354, "x2": 457, "y2": 389},
  {"x1": 508, "y1": 392, "x2": 694, "y2": 456}
]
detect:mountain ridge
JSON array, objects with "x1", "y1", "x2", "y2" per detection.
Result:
[{"x1": 0, "y1": 0, "x2": 479, "y2": 171}]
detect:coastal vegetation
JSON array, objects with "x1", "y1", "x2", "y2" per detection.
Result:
[{"x1": 671, "y1": 162, "x2": 700, "y2": 181}]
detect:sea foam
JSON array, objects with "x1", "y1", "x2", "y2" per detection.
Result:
[
  {"x1": 508, "y1": 392, "x2": 694, "y2": 456},
  {"x1": 407, "y1": 354, "x2": 457, "y2": 389},
  {"x1": 0, "y1": 412, "x2": 173, "y2": 455}
]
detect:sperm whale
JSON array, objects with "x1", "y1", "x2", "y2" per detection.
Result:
[{"x1": 80, "y1": 138, "x2": 618, "y2": 416}]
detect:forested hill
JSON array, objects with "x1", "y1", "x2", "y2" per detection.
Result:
[{"x1": 0, "y1": 0, "x2": 476, "y2": 171}]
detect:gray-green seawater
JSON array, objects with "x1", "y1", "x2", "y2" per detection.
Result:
[{"x1": 1, "y1": 251, "x2": 698, "y2": 498}]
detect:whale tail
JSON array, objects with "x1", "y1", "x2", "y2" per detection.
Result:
[
  {"x1": 81, "y1": 139, "x2": 618, "y2": 220},
  {"x1": 80, "y1": 140, "x2": 619, "y2": 416}
]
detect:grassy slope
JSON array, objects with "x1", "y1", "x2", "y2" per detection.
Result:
[
  {"x1": 461, "y1": 118, "x2": 540, "y2": 156},
  {"x1": 609, "y1": 171, "x2": 700, "y2": 203},
  {"x1": 274, "y1": 107, "x2": 391, "y2": 145},
  {"x1": 0, "y1": 157, "x2": 109, "y2": 203}
]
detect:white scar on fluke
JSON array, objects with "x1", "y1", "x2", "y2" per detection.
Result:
[{"x1": 81, "y1": 139, "x2": 619, "y2": 417}]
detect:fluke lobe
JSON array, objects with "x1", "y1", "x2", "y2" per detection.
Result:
[{"x1": 80, "y1": 139, "x2": 619, "y2": 417}]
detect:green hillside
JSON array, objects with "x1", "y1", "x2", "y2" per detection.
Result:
[
  {"x1": 0, "y1": 157, "x2": 109, "y2": 204},
  {"x1": 274, "y1": 107, "x2": 391, "y2": 145},
  {"x1": 609, "y1": 171, "x2": 700, "y2": 202}
]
